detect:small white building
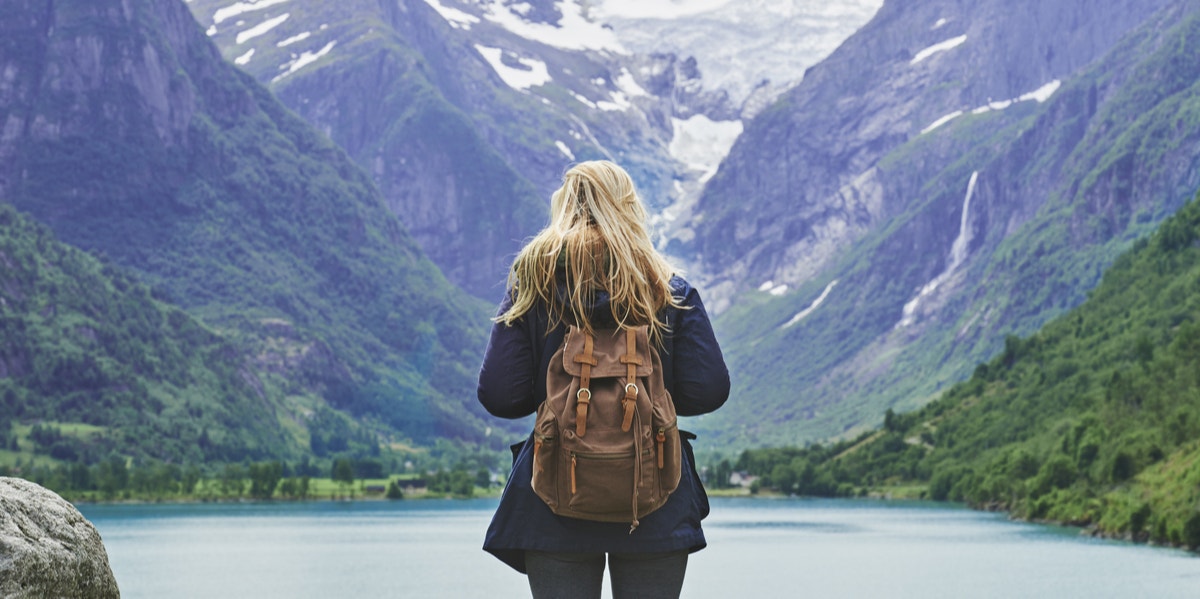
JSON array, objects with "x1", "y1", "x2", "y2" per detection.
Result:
[{"x1": 729, "y1": 472, "x2": 758, "y2": 488}]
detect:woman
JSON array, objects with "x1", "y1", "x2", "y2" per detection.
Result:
[{"x1": 478, "y1": 160, "x2": 730, "y2": 598}]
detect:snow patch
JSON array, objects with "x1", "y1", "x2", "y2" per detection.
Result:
[
  {"x1": 593, "y1": 0, "x2": 883, "y2": 113},
  {"x1": 213, "y1": 0, "x2": 290, "y2": 25},
  {"x1": 769, "y1": 284, "x2": 789, "y2": 296},
  {"x1": 236, "y1": 13, "x2": 289, "y2": 45},
  {"x1": 932, "y1": 17, "x2": 947, "y2": 30},
  {"x1": 474, "y1": 45, "x2": 552, "y2": 91},
  {"x1": 595, "y1": 0, "x2": 734, "y2": 19},
  {"x1": 206, "y1": 25, "x2": 218, "y2": 36},
  {"x1": 569, "y1": 91, "x2": 597, "y2": 109},
  {"x1": 555, "y1": 141, "x2": 575, "y2": 160},
  {"x1": 234, "y1": 48, "x2": 255, "y2": 65},
  {"x1": 422, "y1": 0, "x2": 481, "y2": 29},
  {"x1": 596, "y1": 91, "x2": 633, "y2": 112},
  {"x1": 483, "y1": 0, "x2": 625, "y2": 53},
  {"x1": 614, "y1": 68, "x2": 648, "y2": 97},
  {"x1": 758, "y1": 280, "x2": 774, "y2": 292},
  {"x1": 972, "y1": 99, "x2": 1012, "y2": 114},
  {"x1": 920, "y1": 110, "x2": 962, "y2": 135},
  {"x1": 898, "y1": 171, "x2": 978, "y2": 328},
  {"x1": 272, "y1": 40, "x2": 337, "y2": 83},
  {"x1": 669, "y1": 115, "x2": 743, "y2": 183},
  {"x1": 1018, "y1": 80, "x2": 1061, "y2": 103},
  {"x1": 911, "y1": 34, "x2": 967, "y2": 65},
  {"x1": 782, "y1": 280, "x2": 839, "y2": 328},
  {"x1": 277, "y1": 32, "x2": 311, "y2": 47},
  {"x1": 967, "y1": 80, "x2": 1062, "y2": 116}
]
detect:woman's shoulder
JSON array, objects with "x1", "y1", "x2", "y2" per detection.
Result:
[
  {"x1": 669, "y1": 275, "x2": 705, "y2": 304},
  {"x1": 668, "y1": 274, "x2": 692, "y2": 297}
]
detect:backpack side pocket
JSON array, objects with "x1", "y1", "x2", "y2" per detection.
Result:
[
  {"x1": 530, "y1": 408, "x2": 560, "y2": 510},
  {"x1": 650, "y1": 388, "x2": 682, "y2": 498}
]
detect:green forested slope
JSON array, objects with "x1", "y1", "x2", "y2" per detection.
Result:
[
  {"x1": 0, "y1": 203, "x2": 296, "y2": 463},
  {"x1": 733, "y1": 191, "x2": 1200, "y2": 548},
  {"x1": 0, "y1": 0, "x2": 504, "y2": 449}
]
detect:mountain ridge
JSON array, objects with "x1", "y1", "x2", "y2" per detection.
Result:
[
  {"x1": 0, "y1": 0, "x2": 506, "y2": 454},
  {"x1": 689, "y1": 0, "x2": 1200, "y2": 449},
  {"x1": 185, "y1": 0, "x2": 884, "y2": 298}
]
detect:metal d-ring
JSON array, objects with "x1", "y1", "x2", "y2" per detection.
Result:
[
  {"x1": 577, "y1": 388, "x2": 592, "y2": 401},
  {"x1": 625, "y1": 383, "x2": 638, "y2": 396}
]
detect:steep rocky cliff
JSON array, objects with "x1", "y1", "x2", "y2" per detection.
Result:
[
  {"x1": 692, "y1": 0, "x2": 1200, "y2": 446},
  {"x1": 0, "y1": 0, "x2": 501, "y2": 448},
  {"x1": 188, "y1": 0, "x2": 554, "y2": 298},
  {"x1": 693, "y1": 0, "x2": 1174, "y2": 305}
]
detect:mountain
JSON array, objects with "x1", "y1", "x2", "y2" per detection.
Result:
[
  {"x1": 184, "y1": 0, "x2": 881, "y2": 298},
  {"x1": 186, "y1": 0, "x2": 549, "y2": 299},
  {"x1": 690, "y1": 0, "x2": 1200, "y2": 446},
  {"x1": 0, "y1": 203, "x2": 297, "y2": 463},
  {"x1": 735, "y1": 191, "x2": 1200, "y2": 549},
  {"x1": 0, "y1": 0, "x2": 501, "y2": 451}
]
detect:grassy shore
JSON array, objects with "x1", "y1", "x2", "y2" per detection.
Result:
[{"x1": 53, "y1": 476, "x2": 504, "y2": 505}]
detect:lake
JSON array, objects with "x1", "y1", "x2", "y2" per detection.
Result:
[{"x1": 79, "y1": 497, "x2": 1200, "y2": 598}]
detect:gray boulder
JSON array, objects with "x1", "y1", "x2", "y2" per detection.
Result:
[{"x1": 0, "y1": 477, "x2": 120, "y2": 598}]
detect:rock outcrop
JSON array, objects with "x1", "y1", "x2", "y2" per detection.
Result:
[{"x1": 0, "y1": 477, "x2": 120, "y2": 599}]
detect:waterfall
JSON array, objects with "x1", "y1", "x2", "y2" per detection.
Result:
[
  {"x1": 948, "y1": 170, "x2": 978, "y2": 270},
  {"x1": 897, "y1": 171, "x2": 978, "y2": 328}
]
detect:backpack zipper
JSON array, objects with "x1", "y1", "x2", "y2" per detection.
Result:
[
  {"x1": 656, "y1": 428, "x2": 666, "y2": 469},
  {"x1": 533, "y1": 433, "x2": 555, "y2": 457},
  {"x1": 656, "y1": 422, "x2": 678, "y2": 469}
]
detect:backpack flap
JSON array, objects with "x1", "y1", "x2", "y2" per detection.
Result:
[{"x1": 561, "y1": 326, "x2": 654, "y2": 377}]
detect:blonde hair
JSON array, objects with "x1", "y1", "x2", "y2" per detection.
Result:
[{"x1": 497, "y1": 160, "x2": 681, "y2": 340}]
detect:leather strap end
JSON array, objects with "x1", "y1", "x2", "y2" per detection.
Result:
[{"x1": 576, "y1": 401, "x2": 589, "y2": 437}]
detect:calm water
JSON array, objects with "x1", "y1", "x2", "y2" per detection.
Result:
[{"x1": 79, "y1": 498, "x2": 1200, "y2": 598}]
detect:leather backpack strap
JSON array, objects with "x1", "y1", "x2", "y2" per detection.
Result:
[
  {"x1": 618, "y1": 328, "x2": 641, "y2": 432},
  {"x1": 572, "y1": 331, "x2": 597, "y2": 437}
]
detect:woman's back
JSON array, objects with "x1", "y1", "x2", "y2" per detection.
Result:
[{"x1": 477, "y1": 161, "x2": 729, "y2": 599}]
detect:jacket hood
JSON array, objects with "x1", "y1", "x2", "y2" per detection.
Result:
[{"x1": 553, "y1": 269, "x2": 618, "y2": 328}]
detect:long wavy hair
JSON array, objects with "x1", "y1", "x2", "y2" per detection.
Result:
[{"x1": 497, "y1": 161, "x2": 681, "y2": 340}]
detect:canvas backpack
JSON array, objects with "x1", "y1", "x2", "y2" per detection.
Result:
[{"x1": 531, "y1": 324, "x2": 681, "y2": 532}]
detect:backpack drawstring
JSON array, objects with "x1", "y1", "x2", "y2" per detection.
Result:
[{"x1": 630, "y1": 406, "x2": 642, "y2": 534}]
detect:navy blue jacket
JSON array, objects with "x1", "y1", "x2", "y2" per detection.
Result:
[{"x1": 478, "y1": 276, "x2": 730, "y2": 573}]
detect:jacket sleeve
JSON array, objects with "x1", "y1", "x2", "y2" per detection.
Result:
[
  {"x1": 477, "y1": 295, "x2": 539, "y2": 419},
  {"x1": 671, "y1": 285, "x2": 730, "y2": 417}
]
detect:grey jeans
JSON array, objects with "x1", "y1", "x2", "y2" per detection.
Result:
[{"x1": 525, "y1": 550, "x2": 689, "y2": 599}]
